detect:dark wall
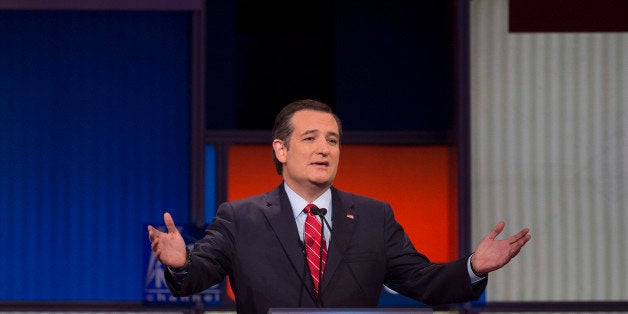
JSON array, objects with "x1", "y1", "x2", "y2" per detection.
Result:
[{"x1": 207, "y1": 0, "x2": 453, "y2": 131}]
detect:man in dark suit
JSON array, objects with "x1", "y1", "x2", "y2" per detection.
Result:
[{"x1": 148, "y1": 99, "x2": 530, "y2": 313}]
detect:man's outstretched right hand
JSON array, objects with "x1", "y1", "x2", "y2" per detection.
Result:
[{"x1": 147, "y1": 212, "x2": 187, "y2": 268}]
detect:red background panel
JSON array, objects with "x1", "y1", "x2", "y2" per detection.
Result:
[{"x1": 228, "y1": 144, "x2": 458, "y2": 262}]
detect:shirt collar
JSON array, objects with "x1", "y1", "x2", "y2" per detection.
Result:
[{"x1": 284, "y1": 182, "x2": 332, "y2": 219}]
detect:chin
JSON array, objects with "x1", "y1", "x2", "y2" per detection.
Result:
[{"x1": 309, "y1": 178, "x2": 333, "y2": 187}]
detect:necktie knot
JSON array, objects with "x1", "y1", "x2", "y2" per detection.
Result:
[{"x1": 304, "y1": 203, "x2": 315, "y2": 215}]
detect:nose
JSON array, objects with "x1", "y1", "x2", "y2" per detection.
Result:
[{"x1": 317, "y1": 139, "x2": 330, "y2": 156}]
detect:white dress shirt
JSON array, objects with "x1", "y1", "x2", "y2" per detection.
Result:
[{"x1": 284, "y1": 182, "x2": 332, "y2": 248}]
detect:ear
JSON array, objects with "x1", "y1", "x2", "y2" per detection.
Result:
[{"x1": 273, "y1": 139, "x2": 287, "y2": 163}]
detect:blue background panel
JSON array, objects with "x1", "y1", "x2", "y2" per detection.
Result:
[
  {"x1": 0, "y1": 11, "x2": 191, "y2": 301},
  {"x1": 204, "y1": 145, "x2": 216, "y2": 224}
]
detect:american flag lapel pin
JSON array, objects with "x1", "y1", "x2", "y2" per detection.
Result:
[{"x1": 346, "y1": 214, "x2": 354, "y2": 220}]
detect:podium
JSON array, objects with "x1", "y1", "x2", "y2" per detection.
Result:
[{"x1": 268, "y1": 309, "x2": 432, "y2": 314}]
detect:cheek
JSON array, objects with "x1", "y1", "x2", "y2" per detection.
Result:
[{"x1": 287, "y1": 150, "x2": 307, "y2": 165}]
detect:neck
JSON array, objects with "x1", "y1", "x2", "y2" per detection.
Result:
[{"x1": 284, "y1": 181, "x2": 330, "y2": 203}]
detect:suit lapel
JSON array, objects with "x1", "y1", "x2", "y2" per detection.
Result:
[
  {"x1": 261, "y1": 185, "x2": 316, "y2": 299},
  {"x1": 320, "y1": 187, "x2": 357, "y2": 293}
]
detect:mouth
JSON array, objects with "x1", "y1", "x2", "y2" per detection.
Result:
[{"x1": 311, "y1": 161, "x2": 329, "y2": 167}]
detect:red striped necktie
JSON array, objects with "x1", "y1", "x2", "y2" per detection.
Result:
[{"x1": 303, "y1": 204, "x2": 327, "y2": 297}]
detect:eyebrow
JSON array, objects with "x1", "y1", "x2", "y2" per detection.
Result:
[
  {"x1": 300, "y1": 129, "x2": 339, "y2": 138},
  {"x1": 300, "y1": 129, "x2": 318, "y2": 136}
]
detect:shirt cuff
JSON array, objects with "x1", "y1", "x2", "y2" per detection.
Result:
[
  {"x1": 166, "y1": 248, "x2": 192, "y2": 283},
  {"x1": 467, "y1": 254, "x2": 486, "y2": 284}
]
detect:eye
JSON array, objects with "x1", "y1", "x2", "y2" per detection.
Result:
[
  {"x1": 327, "y1": 138, "x2": 338, "y2": 145},
  {"x1": 303, "y1": 137, "x2": 315, "y2": 141}
]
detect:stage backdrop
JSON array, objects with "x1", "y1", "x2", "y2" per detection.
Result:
[
  {"x1": 0, "y1": 10, "x2": 191, "y2": 301},
  {"x1": 471, "y1": 0, "x2": 628, "y2": 302}
]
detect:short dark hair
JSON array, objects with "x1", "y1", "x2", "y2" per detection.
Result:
[{"x1": 272, "y1": 99, "x2": 342, "y2": 175}]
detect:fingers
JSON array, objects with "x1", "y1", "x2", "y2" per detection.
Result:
[
  {"x1": 148, "y1": 213, "x2": 179, "y2": 242},
  {"x1": 516, "y1": 233, "x2": 532, "y2": 249},
  {"x1": 509, "y1": 230, "x2": 531, "y2": 258},
  {"x1": 147, "y1": 225, "x2": 160, "y2": 243},
  {"x1": 509, "y1": 239, "x2": 527, "y2": 258},
  {"x1": 147, "y1": 214, "x2": 183, "y2": 260},
  {"x1": 509, "y1": 228, "x2": 531, "y2": 244},
  {"x1": 151, "y1": 237, "x2": 159, "y2": 252}
]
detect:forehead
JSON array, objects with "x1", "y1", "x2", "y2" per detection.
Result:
[{"x1": 291, "y1": 110, "x2": 339, "y2": 133}]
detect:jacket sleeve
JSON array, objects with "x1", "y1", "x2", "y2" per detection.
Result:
[
  {"x1": 381, "y1": 202, "x2": 487, "y2": 305},
  {"x1": 165, "y1": 202, "x2": 236, "y2": 297}
]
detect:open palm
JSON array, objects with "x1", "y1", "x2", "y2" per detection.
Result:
[
  {"x1": 471, "y1": 221, "x2": 531, "y2": 275},
  {"x1": 147, "y1": 212, "x2": 187, "y2": 268}
]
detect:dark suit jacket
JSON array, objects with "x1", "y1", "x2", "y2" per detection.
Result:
[{"x1": 166, "y1": 184, "x2": 486, "y2": 313}]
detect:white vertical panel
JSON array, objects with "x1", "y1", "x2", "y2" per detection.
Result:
[{"x1": 470, "y1": 0, "x2": 628, "y2": 301}]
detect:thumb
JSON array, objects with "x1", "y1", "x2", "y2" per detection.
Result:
[
  {"x1": 164, "y1": 212, "x2": 179, "y2": 234},
  {"x1": 486, "y1": 221, "x2": 505, "y2": 240}
]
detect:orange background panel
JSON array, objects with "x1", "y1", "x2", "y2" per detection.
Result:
[{"x1": 227, "y1": 144, "x2": 458, "y2": 262}]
